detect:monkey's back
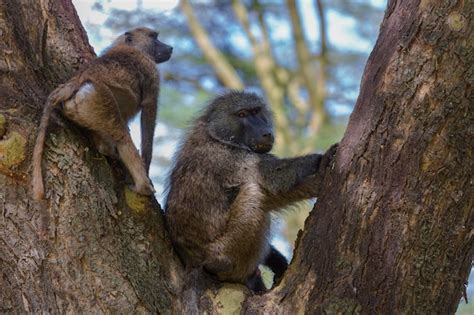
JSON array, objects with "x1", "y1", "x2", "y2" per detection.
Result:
[{"x1": 64, "y1": 45, "x2": 158, "y2": 124}]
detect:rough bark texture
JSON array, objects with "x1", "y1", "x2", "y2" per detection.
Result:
[
  {"x1": 1, "y1": 0, "x2": 472, "y2": 314},
  {"x1": 245, "y1": 0, "x2": 473, "y2": 313},
  {"x1": 0, "y1": 1, "x2": 183, "y2": 313}
]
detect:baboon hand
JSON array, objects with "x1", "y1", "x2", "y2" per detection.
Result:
[{"x1": 320, "y1": 142, "x2": 339, "y2": 170}]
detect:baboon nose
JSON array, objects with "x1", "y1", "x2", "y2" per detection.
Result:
[{"x1": 261, "y1": 132, "x2": 274, "y2": 147}]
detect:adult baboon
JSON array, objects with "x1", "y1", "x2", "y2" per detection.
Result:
[
  {"x1": 32, "y1": 27, "x2": 172, "y2": 200},
  {"x1": 165, "y1": 91, "x2": 337, "y2": 292}
]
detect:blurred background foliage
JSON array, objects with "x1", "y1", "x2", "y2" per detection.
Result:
[{"x1": 72, "y1": 1, "x2": 472, "y2": 312}]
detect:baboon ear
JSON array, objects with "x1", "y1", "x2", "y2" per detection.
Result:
[{"x1": 124, "y1": 32, "x2": 132, "y2": 44}]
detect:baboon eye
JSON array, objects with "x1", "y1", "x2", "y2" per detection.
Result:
[
  {"x1": 124, "y1": 32, "x2": 132, "y2": 43},
  {"x1": 237, "y1": 111, "x2": 247, "y2": 118},
  {"x1": 250, "y1": 108, "x2": 260, "y2": 115},
  {"x1": 150, "y1": 32, "x2": 158, "y2": 39}
]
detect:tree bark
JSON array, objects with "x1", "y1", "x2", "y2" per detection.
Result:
[
  {"x1": 245, "y1": 0, "x2": 473, "y2": 313},
  {"x1": 1, "y1": 0, "x2": 472, "y2": 314},
  {"x1": 0, "y1": 1, "x2": 182, "y2": 313}
]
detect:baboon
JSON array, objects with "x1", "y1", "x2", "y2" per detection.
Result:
[
  {"x1": 32, "y1": 27, "x2": 172, "y2": 200},
  {"x1": 164, "y1": 91, "x2": 338, "y2": 293}
]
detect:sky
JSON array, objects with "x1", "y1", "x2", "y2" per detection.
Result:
[{"x1": 74, "y1": 0, "x2": 179, "y2": 52}]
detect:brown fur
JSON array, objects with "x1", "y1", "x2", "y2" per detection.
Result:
[
  {"x1": 165, "y1": 91, "x2": 337, "y2": 290},
  {"x1": 31, "y1": 27, "x2": 172, "y2": 200}
]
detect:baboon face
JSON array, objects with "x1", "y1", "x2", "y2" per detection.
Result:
[
  {"x1": 206, "y1": 92, "x2": 274, "y2": 154},
  {"x1": 123, "y1": 27, "x2": 173, "y2": 63}
]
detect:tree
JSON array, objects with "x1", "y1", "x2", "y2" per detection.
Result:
[{"x1": 0, "y1": 0, "x2": 471, "y2": 314}]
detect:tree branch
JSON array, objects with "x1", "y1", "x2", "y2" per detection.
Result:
[
  {"x1": 180, "y1": 0, "x2": 243, "y2": 89},
  {"x1": 287, "y1": 0, "x2": 327, "y2": 134}
]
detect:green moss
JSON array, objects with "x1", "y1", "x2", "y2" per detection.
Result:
[
  {"x1": 260, "y1": 265, "x2": 273, "y2": 290},
  {"x1": 206, "y1": 284, "x2": 246, "y2": 315},
  {"x1": 124, "y1": 187, "x2": 148, "y2": 213},
  {"x1": 0, "y1": 131, "x2": 26, "y2": 167},
  {"x1": 0, "y1": 114, "x2": 6, "y2": 138},
  {"x1": 446, "y1": 13, "x2": 465, "y2": 32}
]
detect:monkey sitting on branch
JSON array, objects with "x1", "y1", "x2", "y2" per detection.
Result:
[
  {"x1": 165, "y1": 91, "x2": 338, "y2": 293},
  {"x1": 32, "y1": 27, "x2": 172, "y2": 200}
]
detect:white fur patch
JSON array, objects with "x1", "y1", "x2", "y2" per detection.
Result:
[{"x1": 75, "y1": 83, "x2": 95, "y2": 102}]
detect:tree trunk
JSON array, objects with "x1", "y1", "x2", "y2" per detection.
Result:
[
  {"x1": 245, "y1": 0, "x2": 473, "y2": 313},
  {"x1": 0, "y1": 1, "x2": 182, "y2": 313},
  {"x1": 1, "y1": 0, "x2": 472, "y2": 314}
]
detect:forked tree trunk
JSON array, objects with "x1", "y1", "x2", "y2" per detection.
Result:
[{"x1": 0, "y1": 0, "x2": 472, "y2": 314}]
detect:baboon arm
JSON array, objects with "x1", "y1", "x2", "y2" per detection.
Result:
[
  {"x1": 259, "y1": 143, "x2": 338, "y2": 210},
  {"x1": 140, "y1": 82, "x2": 158, "y2": 173},
  {"x1": 205, "y1": 182, "x2": 267, "y2": 276},
  {"x1": 258, "y1": 154, "x2": 321, "y2": 210}
]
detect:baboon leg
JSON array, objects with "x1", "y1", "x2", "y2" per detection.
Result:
[
  {"x1": 64, "y1": 82, "x2": 154, "y2": 195},
  {"x1": 205, "y1": 183, "x2": 267, "y2": 281},
  {"x1": 264, "y1": 245, "x2": 288, "y2": 285},
  {"x1": 116, "y1": 134, "x2": 155, "y2": 195},
  {"x1": 92, "y1": 132, "x2": 118, "y2": 159},
  {"x1": 246, "y1": 269, "x2": 266, "y2": 294}
]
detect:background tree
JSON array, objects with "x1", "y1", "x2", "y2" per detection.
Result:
[{"x1": 0, "y1": 0, "x2": 472, "y2": 314}]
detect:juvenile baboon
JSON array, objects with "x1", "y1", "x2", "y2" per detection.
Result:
[
  {"x1": 32, "y1": 27, "x2": 172, "y2": 200},
  {"x1": 165, "y1": 91, "x2": 338, "y2": 293}
]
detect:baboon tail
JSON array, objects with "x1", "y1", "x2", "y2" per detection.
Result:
[
  {"x1": 31, "y1": 82, "x2": 78, "y2": 200},
  {"x1": 31, "y1": 97, "x2": 58, "y2": 200}
]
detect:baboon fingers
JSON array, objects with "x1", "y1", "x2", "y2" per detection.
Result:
[{"x1": 319, "y1": 142, "x2": 339, "y2": 170}]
